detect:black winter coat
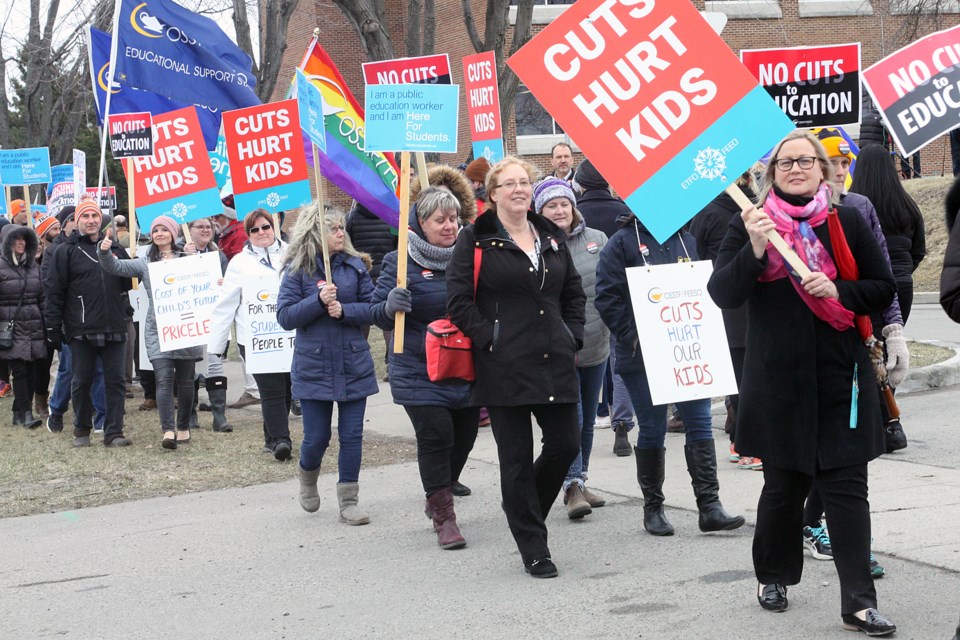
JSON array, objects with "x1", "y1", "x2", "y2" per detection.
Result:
[
  {"x1": 940, "y1": 201, "x2": 960, "y2": 321},
  {"x1": 346, "y1": 204, "x2": 397, "y2": 282},
  {"x1": 0, "y1": 226, "x2": 46, "y2": 361},
  {"x1": 575, "y1": 189, "x2": 631, "y2": 239},
  {"x1": 708, "y1": 206, "x2": 896, "y2": 473},
  {"x1": 447, "y1": 211, "x2": 585, "y2": 407},
  {"x1": 689, "y1": 191, "x2": 748, "y2": 349},
  {"x1": 44, "y1": 232, "x2": 131, "y2": 340}
]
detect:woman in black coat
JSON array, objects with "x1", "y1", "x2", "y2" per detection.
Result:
[
  {"x1": 708, "y1": 131, "x2": 897, "y2": 635},
  {"x1": 0, "y1": 225, "x2": 46, "y2": 428},
  {"x1": 447, "y1": 156, "x2": 585, "y2": 578}
]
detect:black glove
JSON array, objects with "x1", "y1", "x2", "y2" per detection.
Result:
[
  {"x1": 46, "y1": 327, "x2": 63, "y2": 351},
  {"x1": 384, "y1": 287, "x2": 412, "y2": 315}
]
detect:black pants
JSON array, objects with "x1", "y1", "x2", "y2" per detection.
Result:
[
  {"x1": 755, "y1": 462, "x2": 876, "y2": 615},
  {"x1": 34, "y1": 348, "x2": 52, "y2": 398},
  {"x1": 728, "y1": 346, "x2": 745, "y2": 444},
  {"x1": 487, "y1": 403, "x2": 580, "y2": 565},
  {"x1": 70, "y1": 338, "x2": 127, "y2": 441},
  {"x1": 9, "y1": 358, "x2": 37, "y2": 414},
  {"x1": 239, "y1": 344, "x2": 291, "y2": 447},
  {"x1": 403, "y1": 405, "x2": 480, "y2": 496}
]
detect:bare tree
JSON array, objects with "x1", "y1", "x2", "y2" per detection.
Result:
[
  {"x1": 405, "y1": 0, "x2": 435, "y2": 58},
  {"x1": 462, "y1": 0, "x2": 535, "y2": 129},
  {"x1": 231, "y1": 0, "x2": 301, "y2": 102},
  {"x1": 332, "y1": 0, "x2": 396, "y2": 62}
]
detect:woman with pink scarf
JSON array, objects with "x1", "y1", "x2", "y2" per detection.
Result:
[{"x1": 708, "y1": 131, "x2": 897, "y2": 636}]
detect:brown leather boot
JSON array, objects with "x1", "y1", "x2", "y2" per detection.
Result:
[{"x1": 426, "y1": 487, "x2": 465, "y2": 550}]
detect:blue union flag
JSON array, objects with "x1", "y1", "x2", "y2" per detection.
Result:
[{"x1": 112, "y1": 0, "x2": 260, "y2": 111}]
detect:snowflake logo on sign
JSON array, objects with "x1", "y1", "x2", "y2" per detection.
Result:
[
  {"x1": 266, "y1": 192, "x2": 281, "y2": 208},
  {"x1": 171, "y1": 203, "x2": 188, "y2": 220},
  {"x1": 694, "y1": 147, "x2": 726, "y2": 181}
]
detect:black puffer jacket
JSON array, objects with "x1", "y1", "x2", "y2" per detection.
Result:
[
  {"x1": 859, "y1": 96, "x2": 887, "y2": 148},
  {"x1": 0, "y1": 225, "x2": 46, "y2": 361},
  {"x1": 44, "y1": 231, "x2": 131, "y2": 340},
  {"x1": 346, "y1": 203, "x2": 396, "y2": 282}
]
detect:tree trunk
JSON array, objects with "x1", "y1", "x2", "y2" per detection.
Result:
[
  {"x1": 233, "y1": 0, "x2": 301, "y2": 102},
  {"x1": 422, "y1": 0, "x2": 435, "y2": 55},
  {"x1": 333, "y1": 0, "x2": 397, "y2": 62},
  {"x1": 406, "y1": 0, "x2": 422, "y2": 57}
]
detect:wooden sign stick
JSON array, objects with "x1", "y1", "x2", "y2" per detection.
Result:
[
  {"x1": 23, "y1": 186, "x2": 34, "y2": 229},
  {"x1": 724, "y1": 184, "x2": 812, "y2": 279},
  {"x1": 312, "y1": 143, "x2": 332, "y2": 280},
  {"x1": 414, "y1": 152, "x2": 429, "y2": 191},
  {"x1": 394, "y1": 151, "x2": 411, "y2": 354}
]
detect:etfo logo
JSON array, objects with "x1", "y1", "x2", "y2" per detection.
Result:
[
  {"x1": 130, "y1": 2, "x2": 199, "y2": 46},
  {"x1": 647, "y1": 288, "x2": 664, "y2": 303}
]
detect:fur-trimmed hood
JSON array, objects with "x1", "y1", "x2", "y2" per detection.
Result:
[
  {"x1": 409, "y1": 165, "x2": 478, "y2": 224},
  {"x1": 1, "y1": 224, "x2": 38, "y2": 268}
]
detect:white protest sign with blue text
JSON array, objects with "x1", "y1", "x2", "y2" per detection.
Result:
[
  {"x1": 364, "y1": 84, "x2": 459, "y2": 153},
  {"x1": 242, "y1": 274, "x2": 295, "y2": 374},
  {"x1": 149, "y1": 252, "x2": 223, "y2": 352}
]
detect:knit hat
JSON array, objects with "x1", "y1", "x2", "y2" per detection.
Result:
[
  {"x1": 8, "y1": 199, "x2": 25, "y2": 219},
  {"x1": 150, "y1": 215, "x2": 180, "y2": 239},
  {"x1": 534, "y1": 177, "x2": 577, "y2": 215},
  {"x1": 75, "y1": 197, "x2": 102, "y2": 221},
  {"x1": 813, "y1": 128, "x2": 854, "y2": 160},
  {"x1": 220, "y1": 206, "x2": 237, "y2": 220},
  {"x1": 56, "y1": 205, "x2": 76, "y2": 226},
  {"x1": 465, "y1": 157, "x2": 491, "y2": 183},
  {"x1": 573, "y1": 159, "x2": 609, "y2": 191},
  {"x1": 34, "y1": 211, "x2": 59, "y2": 237}
]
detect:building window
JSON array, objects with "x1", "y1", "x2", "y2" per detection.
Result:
[
  {"x1": 703, "y1": 1, "x2": 783, "y2": 19},
  {"x1": 509, "y1": 0, "x2": 575, "y2": 4},
  {"x1": 515, "y1": 84, "x2": 564, "y2": 137}
]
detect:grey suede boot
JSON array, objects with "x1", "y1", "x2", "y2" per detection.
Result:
[
  {"x1": 336, "y1": 482, "x2": 370, "y2": 526},
  {"x1": 299, "y1": 466, "x2": 321, "y2": 513}
]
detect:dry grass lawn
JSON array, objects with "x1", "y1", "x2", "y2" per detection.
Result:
[{"x1": 904, "y1": 175, "x2": 953, "y2": 292}]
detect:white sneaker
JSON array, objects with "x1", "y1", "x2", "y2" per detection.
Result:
[{"x1": 594, "y1": 415, "x2": 612, "y2": 429}]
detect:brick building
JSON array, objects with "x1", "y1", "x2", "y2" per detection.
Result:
[{"x1": 275, "y1": 0, "x2": 960, "y2": 207}]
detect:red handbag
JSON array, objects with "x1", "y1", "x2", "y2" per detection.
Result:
[{"x1": 425, "y1": 247, "x2": 481, "y2": 384}]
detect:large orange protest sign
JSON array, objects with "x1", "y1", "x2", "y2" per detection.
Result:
[
  {"x1": 124, "y1": 106, "x2": 220, "y2": 231},
  {"x1": 222, "y1": 99, "x2": 312, "y2": 216},
  {"x1": 507, "y1": 0, "x2": 793, "y2": 241},
  {"x1": 862, "y1": 23, "x2": 960, "y2": 156}
]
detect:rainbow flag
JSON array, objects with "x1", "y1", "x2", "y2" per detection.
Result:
[{"x1": 297, "y1": 38, "x2": 400, "y2": 227}]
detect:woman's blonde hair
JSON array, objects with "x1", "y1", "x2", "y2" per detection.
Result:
[
  {"x1": 757, "y1": 130, "x2": 833, "y2": 204},
  {"x1": 484, "y1": 156, "x2": 539, "y2": 213},
  {"x1": 283, "y1": 202, "x2": 371, "y2": 275}
]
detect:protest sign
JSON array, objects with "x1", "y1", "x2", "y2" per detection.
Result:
[
  {"x1": 222, "y1": 99, "x2": 312, "y2": 216},
  {"x1": 363, "y1": 54, "x2": 452, "y2": 85},
  {"x1": 47, "y1": 165, "x2": 74, "y2": 195},
  {"x1": 241, "y1": 275, "x2": 295, "y2": 374},
  {"x1": 0, "y1": 148, "x2": 51, "y2": 185},
  {"x1": 862, "y1": 23, "x2": 960, "y2": 156},
  {"x1": 209, "y1": 134, "x2": 231, "y2": 191},
  {"x1": 507, "y1": 0, "x2": 793, "y2": 242},
  {"x1": 462, "y1": 51, "x2": 504, "y2": 162},
  {"x1": 149, "y1": 252, "x2": 222, "y2": 352},
  {"x1": 626, "y1": 261, "x2": 736, "y2": 404},
  {"x1": 296, "y1": 68, "x2": 327, "y2": 152},
  {"x1": 108, "y1": 112, "x2": 154, "y2": 159},
  {"x1": 364, "y1": 84, "x2": 460, "y2": 153},
  {"x1": 73, "y1": 149, "x2": 86, "y2": 204},
  {"x1": 741, "y1": 43, "x2": 861, "y2": 128},
  {"x1": 86, "y1": 186, "x2": 118, "y2": 211},
  {"x1": 125, "y1": 106, "x2": 221, "y2": 230}
]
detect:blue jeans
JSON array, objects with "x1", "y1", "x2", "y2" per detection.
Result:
[
  {"x1": 564, "y1": 362, "x2": 607, "y2": 489},
  {"x1": 606, "y1": 336, "x2": 635, "y2": 428},
  {"x1": 619, "y1": 370, "x2": 713, "y2": 449},
  {"x1": 299, "y1": 398, "x2": 366, "y2": 483},
  {"x1": 49, "y1": 343, "x2": 106, "y2": 428}
]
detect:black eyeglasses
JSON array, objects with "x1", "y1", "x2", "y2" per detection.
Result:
[
  {"x1": 774, "y1": 156, "x2": 817, "y2": 171},
  {"x1": 251, "y1": 223, "x2": 273, "y2": 233}
]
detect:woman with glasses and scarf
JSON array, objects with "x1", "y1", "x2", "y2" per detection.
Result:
[
  {"x1": 370, "y1": 187, "x2": 479, "y2": 550},
  {"x1": 447, "y1": 157, "x2": 585, "y2": 578},
  {"x1": 209, "y1": 210, "x2": 290, "y2": 459},
  {"x1": 278, "y1": 204, "x2": 377, "y2": 526},
  {"x1": 99, "y1": 216, "x2": 203, "y2": 449},
  {"x1": 708, "y1": 131, "x2": 897, "y2": 635}
]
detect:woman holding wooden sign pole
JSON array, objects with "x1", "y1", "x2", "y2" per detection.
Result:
[{"x1": 707, "y1": 131, "x2": 897, "y2": 635}]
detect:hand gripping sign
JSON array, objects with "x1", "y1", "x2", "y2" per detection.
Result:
[{"x1": 507, "y1": 0, "x2": 794, "y2": 243}]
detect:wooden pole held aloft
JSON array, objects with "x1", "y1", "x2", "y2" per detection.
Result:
[{"x1": 394, "y1": 152, "x2": 411, "y2": 354}]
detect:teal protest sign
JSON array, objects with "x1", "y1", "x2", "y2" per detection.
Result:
[
  {"x1": 0, "y1": 147, "x2": 52, "y2": 185},
  {"x1": 296, "y1": 69, "x2": 327, "y2": 153},
  {"x1": 364, "y1": 84, "x2": 459, "y2": 153}
]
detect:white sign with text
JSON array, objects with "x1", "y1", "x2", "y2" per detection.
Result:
[
  {"x1": 241, "y1": 274, "x2": 294, "y2": 374},
  {"x1": 149, "y1": 252, "x2": 222, "y2": 352}
]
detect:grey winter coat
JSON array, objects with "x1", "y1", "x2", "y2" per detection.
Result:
[
  {"x1": 0, "y1": 225, "x2": 46, "y2": 361},
  {"x1": 98, "y1": 247, "x2": 203, "y2": 362},
  {"x1": 565, "y1": 219, "x2": 610, "y2": 367}
]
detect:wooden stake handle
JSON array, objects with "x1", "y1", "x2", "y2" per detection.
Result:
[
  {"x1": 415, "y1": 152, "x2": 429, "y2": 191},
  {"x1": 23, "y1": 186, "x2": 33, "y2": 228},
  {"x1": 724, "y1": 184, "x2": 812, "y2": 280},
  {"x1": 394, "y1": 152, "x2": 411, "y2": 354},
  {"x1": 312, "y1": 144, "x2": 332, "y2": 280}
]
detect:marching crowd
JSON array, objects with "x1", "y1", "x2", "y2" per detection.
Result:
[{"x1": 6, "y1": 127, "x2": 937, "y2": 636}]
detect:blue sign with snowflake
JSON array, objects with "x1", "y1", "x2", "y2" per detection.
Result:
[
  {"x1": 234, "y1": 179, "x2": 312, "y2": 219},
  {"x1": 136, "y1": 186, "x2": 222, "y2": 233}
]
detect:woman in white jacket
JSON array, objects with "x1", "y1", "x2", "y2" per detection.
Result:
[{"x1": 209, "y1": 209, "x2": 291, "y2": 460}]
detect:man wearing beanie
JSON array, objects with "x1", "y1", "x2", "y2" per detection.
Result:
[
  {"x1": 464, "y1": 157, "x2": 491, "y2": 213},
  {"x1": 213, "y1": 205, "x2": 246, "y2": 261},
  {"x1": 44, "y1": 197, "x2": 133, "y2": 447}
]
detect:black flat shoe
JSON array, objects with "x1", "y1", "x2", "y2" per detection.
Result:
[
  {"x1": 757, "y1": 583, "x2": 788, "y2": 612},
  {"x1": 524, "y1": 557, "x2": 558, "y2": 579},
  {"x1": 842, "y1": 609, "x2": 897, "y2": 636},
  {"x1": 451, "y1": 481, "x2": 471, "y2": 496}
]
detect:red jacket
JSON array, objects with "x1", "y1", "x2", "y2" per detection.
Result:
[{"x1": 218, "y1": 220, "x2": 248, "y2": 261}]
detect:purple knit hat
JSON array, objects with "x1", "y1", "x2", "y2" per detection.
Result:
[{"x1": 533, "y1": 177, "x2": 576, "y2": 215}]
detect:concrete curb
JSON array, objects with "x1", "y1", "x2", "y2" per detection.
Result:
[
  {"x1": 898, "y1": 340, "x2": 960, "y2": 394},
  {"x1": 915, "y1": 290, "x2": 939, "y2": 305}
]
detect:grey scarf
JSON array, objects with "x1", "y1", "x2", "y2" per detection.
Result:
[{"x1": 407, "y1": 230, "x2": 454, "y2": 272}]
